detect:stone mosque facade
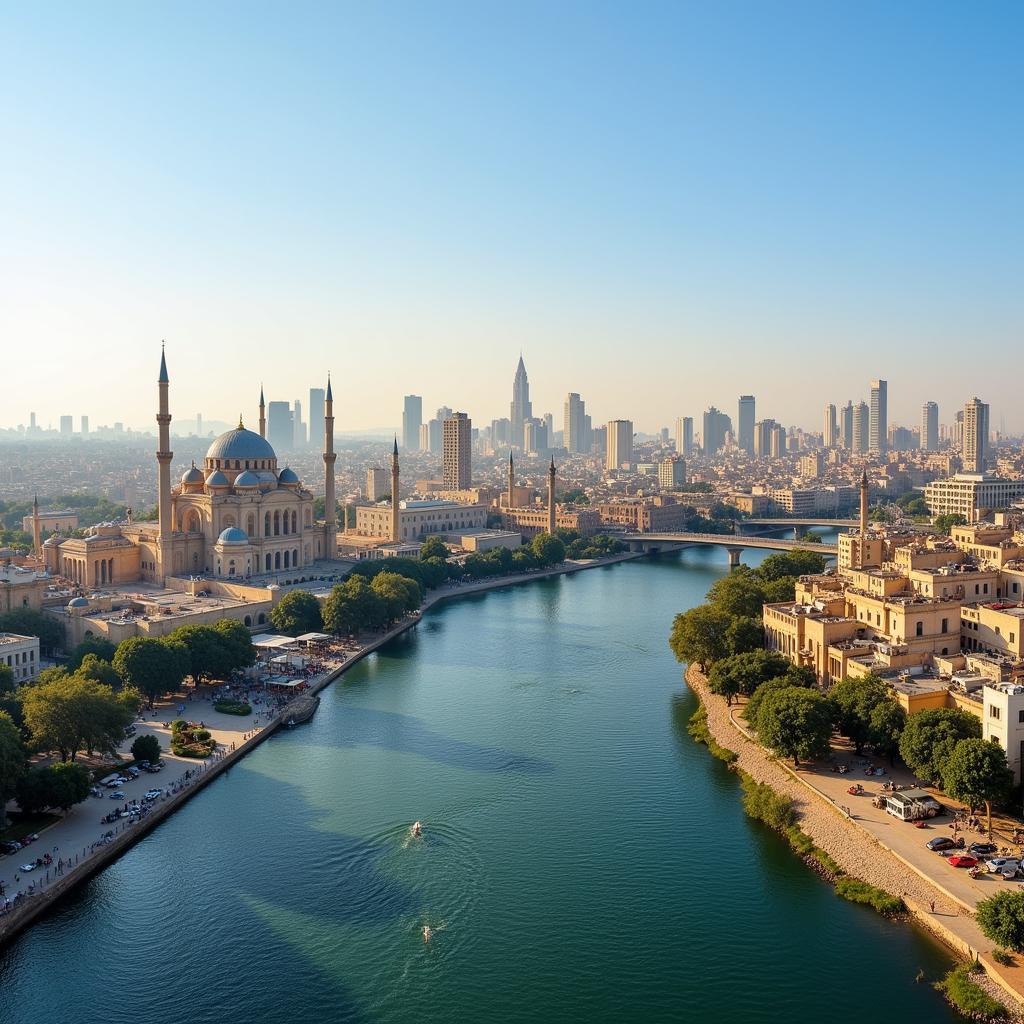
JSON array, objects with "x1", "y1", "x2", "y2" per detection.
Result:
[{"x1": 42, "y1": 350, "x2": 339, "y2": 587}]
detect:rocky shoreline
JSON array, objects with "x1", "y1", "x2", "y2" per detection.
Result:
[{"x1": 684, "y1": 663, "x2": 1024, "y2": 1020}]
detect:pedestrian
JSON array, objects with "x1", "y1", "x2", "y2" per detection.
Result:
[{"x1": 930, "y1": 899, "x2": 935, "y2": 913}]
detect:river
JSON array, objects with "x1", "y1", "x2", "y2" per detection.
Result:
[{"x1": 0, "y1": 541, "x2": 961, "y2": 1023}]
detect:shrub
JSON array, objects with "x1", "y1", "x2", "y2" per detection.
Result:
[
  {"x1": 976, "y1": 890, "x2": 1024, "y2": 952},
  {"x1": 934, "y1": 964, "x2": 1007, "y2": 1020},
  {"x1": 992, "y1": 948, "x2": 1013, "y2": 967},
  {"x1": 214, "y1": 699, "x2": 251, "y2": 716},
  {"x1": 170, "y1": 719, "x2": 188, "y2": 735},
  {"x1": 686, "y1": 706, "x2": 737, "y2": 763},
  {"x1": 739, "y1": 772, "x2": 796, "y2": 831},
  {"x1": 131, "y1": 734, "x2": 161, "y2": 764},
  {"x1": 833, "y1": 878, "x2": 903, "y2": 916},
  {"x1": 172, "y1": 741, "x2": 214, "y2": 759}
]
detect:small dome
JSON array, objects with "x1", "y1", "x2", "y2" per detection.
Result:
[
  {"x1": 278, "y1": 466, "x2": 299, "y2": 485},
  {"x1": 206, "y1": 470, "x2": 230, "y2": 488},
  {"x1": 182, "y1": 463, "x2": 204, "y2": 484},
  {"x1": 217, "y1": 527, "x2": 249, "y2": 545},
  {"x1": 235, "y1": 470, "x2": 261, "y2": 488},
  {"x1": 205, "y1": 427, "x2": 276, "y2": 462},
  {"x1": 68, "y1": 597, "x2": 89, "y2": 609}
]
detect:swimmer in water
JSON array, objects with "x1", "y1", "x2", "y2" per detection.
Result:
[
  {"x1": 411, "y1": 820, "x2": 422, "y2": 837},
  {"x1": 422, "y1": 925, "x2": 433, "y2": 942}
]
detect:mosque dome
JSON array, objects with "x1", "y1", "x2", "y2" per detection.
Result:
[
  {"x1": 205, "y1": 470, "x2": 230, "y2": 488},
  {"x1": 234, "y1": 470, "x2": 261, "y2": 488},
  {"x1": 217, "y1": 527, "x2": 250, "y2": 545},
  {"x1": 277, "y1": 466, "x2": 300, "y2": 486},
  {"x1": 181, "y1": 463, "x2": 204, "y2": 485},
  {"x1": 205, "y1": 427, "x2": 276, "y2": 463},
  {"x1": 68, "y1": 597, "x2": 89, "y2": 609}
]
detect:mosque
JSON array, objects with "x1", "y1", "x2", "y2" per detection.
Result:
[{"x1": 41, "y1": 349, "x2": 340, "y2": 587}]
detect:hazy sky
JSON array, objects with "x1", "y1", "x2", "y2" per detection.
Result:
[{"x1": 2, "y1": 1, "x2": 1021, "y2": 435}]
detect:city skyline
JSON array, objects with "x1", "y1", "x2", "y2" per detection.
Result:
[{"x1": 2, "y1": 4, "x2": 1021, "y2": 432}]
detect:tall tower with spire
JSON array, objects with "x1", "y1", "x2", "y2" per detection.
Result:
[
  {"x1": 258, "y1": 385, "x2": 266, "y2": 438},
  {"x1": 510, "y1": 355, "x2": 532, "y2": 449},
  {"x1": 507, "y1": 451, "x2": 515, "y2": 508},
  {"x1": 323, "y1": 376, "x2": 337, "y2": 555},
  {"x1": 390, "y1": 438, "x2": 401, "y2": 543},
  {"x1": 547, "y1": 458, "x2": 557, "y2": 535},
  {"x1": 156, "y1": 344, "x2": 173, "y2": 579}
]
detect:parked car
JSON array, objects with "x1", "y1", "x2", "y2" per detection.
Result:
[
  {"x1": 969, "y1": 843, "x2": 998, "y2": 858},
  {"x1": 926, "y1": 836, "x2": 957, "y2": 852},
  {"x1": 108, "y1": 791, "x2": 125, "y2": 800},
  {"x1": 986, "y1": 858, "x2": 1021, "y2": 874},
  {"x1": 19, "y1": 862, "x2": 37, "y2": 872},
  {"x1": 0, "y1": 841, "x2": 21, "y2": 855},
  {"x1": 143, "y1": 789, "x2": 162, "y2": 801},
  {"x1": 104, "y1": 779, "x2": 123, "y2": 789},
  {"x1": 948, "y1": 855, "x2": 979, "y2": 868}
]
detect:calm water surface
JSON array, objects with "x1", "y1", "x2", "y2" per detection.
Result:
[{"x1": 0, "y1": 543, "x2": 961, "y2": 1023}]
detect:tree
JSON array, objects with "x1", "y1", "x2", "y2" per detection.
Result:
[
  {"x1": 0, "y1": 711, "x2": 26, "y2": 828},
  {"x1": 213, "y1": 618, "x2": 257, "y2": 672},
  {"x1": 868, "y1": 700, "x2": 906, "y2": 764},
  {"x1": 131, "y1": 733, "x2": 161, "y2": 764},
  {"x1": 757, "y1": 687, "x2": 834, "y2": 766},
  {"x1": 707, "y1": 569, "x2": 768, "y2": 619},
  {"x1": 271, "y1": 591, "x2": 324, "y2": 636},
  {"x1": 829, "y1": 675, "x2": 891, "y2": 753},
  {"x1": 76, "y1": 653, "x2": 122, "y2": 688},
  {"x1": 323, "y1": 575, "x2": 386, "y2": 635},
  {"x1": 0, "y1": 664, "x2": 13, "y2": 694},
  {"x1": 114, "y1": 636, "x2": 186, "y2": 705},
  {"x1": 761, "y1": 577, "x2": 799, "y2": 603},
  {"x1": 67, "y1": 634, "x2": 117, "y2": 671},
  {"x1": 668, "y1": 605, "x2": 732, "y2": 670},
  {"x1": 15, "y1": 762, "x2": 90, "y2": 814},
  {"x1": 755, "y1": 550, "x2": 828, "y2": 582},
  {"x1": 707, "y1": 651, "x2": 790, "y2": 705},
  {"x1": 530, "y1": 533, "x2": 566, "y2": 566},
  {"x1": 419, "y1": 537, "x2": 450, "y2": 562},
  {"x1": 977, "y1": 891, "x2": 1024, "y2": 952},
  {"x1": 725, "y1": 615, "x2": 764, "y2": 655},
  {"x1": 942, "y1": 738, "x2": 1014, "y2": 834},
  {"x1": 898, "y1": 708, "x2": 982, "y2": 785},
  {"x1": 0, "y1": 608, "x2": 64, "y2": 655},
  {"x1": 934, "y1": 513, "x2": 967, "y2": 535},
  {"x1": 370, "y1": 572, "x2": 422, "y2": 624}
]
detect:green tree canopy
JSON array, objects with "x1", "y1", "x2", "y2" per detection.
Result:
[
  {"x1": 977, "y1": 891, "x2": 1024, "y2": 952},
  {"x1": 213, "y1": 618, "x2": 256, "y2": 671},
  {"x1": 707, "y1": 568, "x2": 769, "y2": 619},
  {"x1": 131, "y1": 733, "x2": 161, "y2": 764},
  {"x1": 707, "y1": 651, "x2": 790, "y2": 705},
  {"x1": 0, "y1": 608, "x2": 64, "y2": 655},
  {"x1": 725, "y1": 615, "x2": 765, "y2": 656},
  {"x1": 18, "y1": 761, "x2": 91, "y2": 814},
  {"x1": 76, "y1": 653, "x2": 122, "y2": 688},
  {"x1": 271, "y1": 591, "x2": 324, "y2": 637},
  {"x1": 0, "y1": 711, "x2": 26, "y2": 827},
  {"x1": 419, "y1": 536, "x2": 450, "y2": 561},
  {"x1": 933, "y1": 513, "x2": 967, "y2": 535},
  {"x1": 829, "y1": 675, "x2": 892, "y2": 754},
  {"x1": 744, "y1": 674, "x2": 814, "y2": 732},
  {"x1": 668, "y1": 605, "x2": 732, "y2": 670},
  {"x1": 755, "y1": 550, "x2": 828, "y2": 582},
  {"x1": 868, "y1": 699, "x2": 906, "y2": 764},
  {"x1": 323, "y1": 574, "x2": 386, "y2": 635},
  {"x1": 942, "y1": 737, "x2": 1014, "y2": 833},
  {"x1": 757, "y1": 687, "x2": 835, "y2": 766},
  {"x1": 67, "y1": 634, "x2": 117, "y2": 671},
  {"x1": 370, "y1": 572, "x2": 422, "y2": 624},
  {"x1": 114, "y1": 636, "x2": 187, "y2": 704},
  {"x1": 898, "y1": 707, "x2": 982, "y2": 785},
  {"x1": 530, "y1": 532, "x2": 566, "y2": 566},
  {"x1": 0, "y1": 664, "x2": 13, "y2": 694}
]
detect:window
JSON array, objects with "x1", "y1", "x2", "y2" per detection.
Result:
[
  {"x1": 990, "y1": 705, "x2": 1001, "y2": 720},
  {"x1": 941, "y1": 618, "x2": 948, "y2": 633},
  {"x1": 915, "y1": 621, "x2": 923, "y2": 637},
  {"x1": 1018, "y1": 709, "x2": 1024, "y2": 724}
]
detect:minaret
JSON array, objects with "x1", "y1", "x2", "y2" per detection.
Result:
[
  {"x1": 547, "y1": 457, "x2": 557, "y2": 535},
  {"x1": 507, "y1": 450, "x2": 515, "y2": 508},
  {"x1": 258, "y1": 385, "x2": 266, "y2": 438},
  {"x1": 859, "y1": 470, "x2": 869, "y2": 536},
  {"x1": 323, "y1": 375, "x2": 337, "y2": 555},
  {"x1": 156, "y1": 343, "x2": 173, "y2": 579},
  {"x1": 31, "y1": 494, "x2": 41, "y2": 562},
  {"x1": 390, "y1": 437, "x2": 401, "y2": 543}
]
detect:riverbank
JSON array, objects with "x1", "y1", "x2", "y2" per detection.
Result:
[
  {"x1": 0, "y1": 550, "x2": 642, "y2": 947},
  {"x1": 685, "y1": 663, "x2": 1024, "y2": 1019}
]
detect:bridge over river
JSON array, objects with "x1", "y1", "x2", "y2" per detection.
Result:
[{"x1": 622, "y1": 531, "x2": 838, "y2": 568}]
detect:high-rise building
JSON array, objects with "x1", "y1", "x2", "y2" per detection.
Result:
[
  {"x1": 543, "y1": 412, "x2": 554, "y2": 441},
  {"x1": 442, "y1": 413, "x2": 472, "y2": 489},
  {"x1": 292, "y1": 400, "x2": 306, "y2": 447},
  {"x1": 675, "y1": 417, "x2": 694, "y2": 456},
  {"x1": 366, "y1": 466, "x2": 387, "y2": 501},
  {"x1": 196, "y1": 412, "x2": 203, "y2": 437},
  {"x1": 510, "y1": 356, "x2": 532, "y2": 448},
  {"x1": 80, "y1": 415, "x2": 89, "y2": 436},
  {"x1": 702, "y1": 407, "x2": 731, "y2": 455},
  {"x1": 840, "y1": 401, "x2": 854, "y2": 449},
  {"x1": 267, "y1": 401, "x2": 293, "y2": 452},
  {"x1": 754, "y1": 419, "x2": 777, "y2": 459},
  {"x1": 308, "y1": 388, "x2": 325, "y2": 447},
  {"x1": 869, "y1": 379, "x2": 888, "y2": 454},
  {"x1": 823, "y1": 404, "x2": 838, "y2": 447},
  {"x1": 564, "y1": 393, "x2": 588, "y2": 454},
  {"x1": 606, "y1": 420, "x2": 634, "y2": 471},
  {"x1": 402, "y1": 395, "x2": 422, "y2": 452},
  {"x1": 964, "y1": 397, "x2": 990, "y2": 475},
  {"x1": 658, "y1": 457, "x2": 686, "y2": 489},
  {"x1": 524, "y1": 419, "x2": 548, "y2": 453},
  {"x1": 921, "y1": 401, "x2": 939, "y2": 452},
  {"x1": 737, "y1": 396, "x2": 755, "y2": 455},
  {"x1": 852, "y1": 401, "x2": 869, "y2": 454},
  {"x1": 60, "y1": 415, "x2": 73, "y2": 436}
]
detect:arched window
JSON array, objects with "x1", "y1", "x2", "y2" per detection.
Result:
[
  {"x1": 258, "y1": 613, "x2": 266, "y2": 625},
  {"x1": 291, "y1": 511, "x2": 297, "y2": 534},
  {"x1": 265, "y1": 512, "x2": 271, "y2": 536},
  {"x1": 247, "y1": 514, "x2": 256, "y2": 537},
  {"x1": 265, "y1": 553, "x2": 272, "y2": 571},
  {"x1": 293, "y1": 548, "x2": 299, "y2": 568},
  {"x1": 244, "y1": 616, "x2": 251, "y2": 626},
  {"x1": 273, "y1": 511, "x2": 280, "y2": 536},
  {"x1": 283, "y1": 550, "x2": 290, "y2": 569},
  {"x1": 274, "y1": 551, "x2": 281, "y2": 570}
]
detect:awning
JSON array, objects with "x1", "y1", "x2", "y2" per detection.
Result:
[
  {"x1": 251, "y1": 634, "x2": 296, "y2": 649},
  {"x1": 294, "y1": 632, "x2": 331, "y2": 642}
]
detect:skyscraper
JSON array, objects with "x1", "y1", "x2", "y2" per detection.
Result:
[
  {"x1": 80, "y1": 415, "x2": 89, "y2": 436},
  {"x1": 292, "y1": 399, "x2": 306, "y2": 447},
  {"x1": 308, "y1": 388, "x2": 325, "y2": 447},
  {"x1": 921, "y1": 401, "x2": 939, "y2": 452},
  {"x1": 510, "y1": 356, "x2": 532, "y2": 448},
  {"x1": 443, "y1": 413, "x2": 472, "y2": 489},
  {"x1": 60, "y1": 415, "x2": 73, "y2": 436},
  {"x1": 675, "y1": 416, "x2": 694, "y2": 456},
  {"x1": 964, "y1": 397, "x2": 989, "y2": 475},
  {"x1": 267, "y1": 401, "x2": 293, "y2": 451},
  {"x1": 852, "y1": 401, "x2": 869, "y2": 454},
  {"x1": 840, "y1": 401, "x2": 854, "y2": 449},
  {"x1": 869, "y1": 379, "x2": 888, "y2": 454},
  {"x1": 823, "y1": 404, "x2": 837, "y2": 447},
  {"x1": 402, "y1": 395, "x2": 422, "y2": 452},
  {"x1": 737, "y1": 396, "x2": 755, "y2": 455},
  {"x1": 564, "y1": 393, "x2": 588, "y2": 453},
  {"x1": 606, "y1": 420, "x2": 633, "y2": 471},
  {"x1": 702, "y1": 407, "x2": 731, "y2": 454}
]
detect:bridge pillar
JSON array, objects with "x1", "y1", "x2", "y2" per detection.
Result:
[{"x1": 726, "y1": 547, "x2": 744, "y2": 570}]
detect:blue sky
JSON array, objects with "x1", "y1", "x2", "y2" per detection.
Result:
[{"x1": 1, "y1": 1, "x2": 1021, "y2": 434}]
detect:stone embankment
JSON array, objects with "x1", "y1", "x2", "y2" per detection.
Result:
[{"x1": 684, "y1": 663, "x2": 1024, "y2": 1020}]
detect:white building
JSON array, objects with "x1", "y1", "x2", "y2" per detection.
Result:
[
  {"x1": 354, "y1": 500, "x2": 487, "y2": 543},
  {"x1": 0, "y1": 633, "x2": 40, "y2": 685},
  {"x1": 983, "y1": 683, "x2": 1024, "y2": 783},
  {"x1": 924, "y1": 474, "x2": 1024, "y2": 522}
]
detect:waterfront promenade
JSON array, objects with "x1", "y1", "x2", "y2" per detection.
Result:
[{"x1": 0, "y1": 551, "x2": 641, "y2": 945}]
